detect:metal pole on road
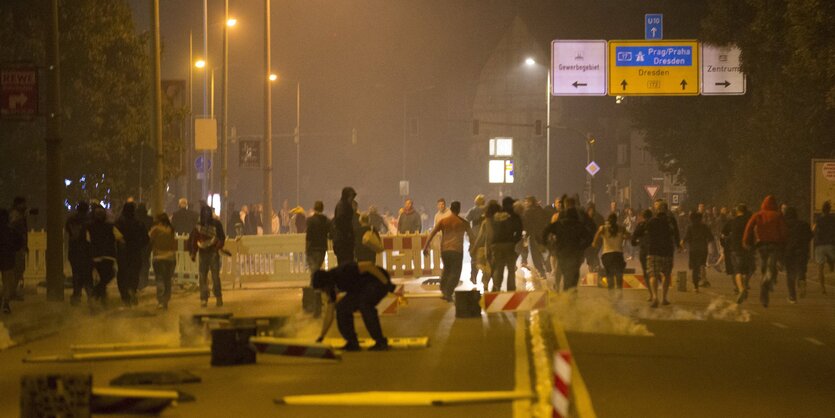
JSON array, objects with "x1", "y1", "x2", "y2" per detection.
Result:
[
  {"x1": 221, "y1": 0, "x2": 229, "y2": 225},
  {"x1": 262, "y1": 0, "x2": 273, "y2": 233},
  {"x1": 151, "y1": 0, "x2": 165, "y2": 215},
  {"x1": 45, "y1": 0, "x2": 64, "y2": 301},
  {"x1": 295, "y1": 81, "x2": 300, "y2": 206},
  {"x1": 546, "y1": 69, "x2": 551, "y2": 204}
]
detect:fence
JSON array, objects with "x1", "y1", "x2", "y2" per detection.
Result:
[{"x1": 24, "y1": 231, "x2": 443, "y2": 286}]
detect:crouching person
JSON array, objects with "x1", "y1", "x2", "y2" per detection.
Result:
[{"x1": 312, "y1": 261, "x2": 394, "y2": 351}]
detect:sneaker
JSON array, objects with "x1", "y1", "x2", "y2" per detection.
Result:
[
  {"x1": 650, "y1": 300, "x2": 659, "y2": 308},
  {"x1": 200, "y1": 300, "x2": 208, "y2": 308},
  {"x1": 156, "y1": 303, "x2": 167, "y2": 310},
  {"x1": 216, "y1": 297, "x2": 223, "y2": 307},
  {"x1": 760, "y1": 285, "x2": 770, "y2": 308},
  {"x1": 787, "y1": 298, "x2": 797, "y2": 304},
  {"x1": 339, "y1": 342, "x2": 361, "y2": 352},
  {"x1": 662, "y1": 300, "x2": 671, "y2": 306},
  {"x1": 2, "y1": 300, "x2": 10, "y2": 314},
  {"x1": 369, "y1": 341, "x2": 390, "y2": 351},
  {"x1": 798, "y1": 280, "x2": 806, "y2": 298},
  {"x1": 694, "y1": 286, "x2": 700, "y2": 294}
]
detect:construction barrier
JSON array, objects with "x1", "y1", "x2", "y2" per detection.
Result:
[
  {"x1": 596, "y1": 274, "x2": 648, "y2": 289},
  {"x1": 482, "y1": 291, "x2": 548, "y2": 313},
  {"x1": 322, "y1": 337, "x2": 429, "y2": 349},
  {"x1": 579, "y1": 272, "x2": 598, "y2": 287},
  {"x1": 552, "y1": 350, "x2": 572, "y2": 418},
  {"x1": 249, "y1": 337, "x2": 340, "y2": 360},
  {"x1": 24, "y1": 231, "x2": 443, "y2": 285},
  {"x1": 90, "y1": 387, "x2": 178, "y2": 415}
]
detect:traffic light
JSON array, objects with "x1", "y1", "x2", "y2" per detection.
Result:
[
  {"x1": 351, "y1": 128, "x2": 357, "y2": 144},
  {"x1": 535, "y1": 120, "x2": 542, "y2": 136},
  {"x1": 472, "y1": 119, "x2": 479, "y2": 135}
]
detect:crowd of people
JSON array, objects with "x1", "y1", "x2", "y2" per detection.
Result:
[{"x1": 1, "y1": 188, "x2": 833, "y2": 316}]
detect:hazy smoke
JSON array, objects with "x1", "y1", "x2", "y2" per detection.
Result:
[
  {"x1": 549, "y1": 291, "x2": 654, "y2": 336},
  {"x1": 624, "y1": 296, "x2": 751, "y2": 322},
  {"x1": 0, "y1": 321, "x2": 14, "y2": 350}
]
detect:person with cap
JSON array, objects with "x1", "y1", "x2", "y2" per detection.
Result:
[
  {"x1": 333, "y1": 187, "x2": 358, "y2": 265},
  {"x1": 312, "y1": 261, "x2": 395, "y2": 351},
  {"x1": 65, "y1": 201, "x2": 93, "y2": 306}
]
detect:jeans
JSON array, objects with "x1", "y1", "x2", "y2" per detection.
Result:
[
  {"x1": 490, "y1": 243, "x2": 518, "y2": 291},
  {"x1": 440, "y1": 251, "x2": 463, "y2": 299},
  {"x1": 757, "y1": 243, "x2": 780, "y2": 285},
  {"x1": 153, "y1": 259, "x2": 176, "y2": 306},
  {"x1": 601, "y1": 252, "x2": 625, "y2": 289},
  {"x1": 307, "y1": 250, "x2": 326, "y2": 287},
  {"x1": 559, "y1": 256, "x2": 583, "y2": 290},
  {"x1": 333, "y1": 241, "x2": 354, "y2": 266},
  {"x1": 528, "y1": 237, "x2": 548, "y2": 275},
  {"x1": 198, "y1": 250, "x2": 222, "y2": 301},
  {"x1": 336, "y1": 281, "x2": 388, "y2": 345}
]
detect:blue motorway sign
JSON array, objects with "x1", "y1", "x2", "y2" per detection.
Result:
[
  {"x1": 614, "y1": 46, "x2": 693, "y2": 66},
  {"x1": 645, "y1": 14, "x2": 663, "y2": 40}
]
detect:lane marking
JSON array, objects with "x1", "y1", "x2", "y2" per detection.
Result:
[
  {"x1": 771, "y1": 322, "x2": 788, "y2": 329},
  {"x1": 805, "y1": 337, "x2": 825, "y2": 346},
  {"x1": 551, "y1": 317, "x2": 597, "y2": 418},
  {"x1": 513, "y1": 313, "x2": 532, "y2": 418}
]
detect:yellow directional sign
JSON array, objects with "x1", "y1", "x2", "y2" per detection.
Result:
[{"x1": 608, "y1": 40, "x2": 699, "y2": 96}]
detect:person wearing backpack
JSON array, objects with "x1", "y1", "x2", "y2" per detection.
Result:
[
  {"x1": 65, "y1": 201, "x2": 93, "y2": 306},
  {"x1": 423, "y1": 201, "x2": 474, "y2": 301}
]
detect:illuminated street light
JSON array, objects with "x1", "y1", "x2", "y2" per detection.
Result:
[
  {"x1": 226, "y1": 18, "x2": 237, "y2": 27},
  {"x1": 525, "y1": 57, "x2": 536, "y2": 66},
  {"x1": 269, "y1": 73, "x2": 278, "y2": 81},
  {"x1": 195, "y1": 59, "x2": 206, "y2": 69}
]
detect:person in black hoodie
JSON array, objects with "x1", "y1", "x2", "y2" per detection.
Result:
[
  {"x1": 630, "y1": 209, "x2": 654, "y2": 301},
  {"x1": 115, "y1": 202, "x2": 149, "y2": 307},
  {"x1": 681, "y1": 211, "x2": 714, "y2": 292},
  {"x1": 489, "y1": 197, "x2": 523, "y2": 291},
  {"x1": 784, "y1": 206, "x2": 812, "y2": 303},
  {"x1": 333, "y1": 187, "x2": 357, "y2": 265},
  {"x1": 312, "y1": 262, "x2": 395, "y2": 351},
  {"x1": 646, "y1": 201, "x2": 679, "y2": 307},
  {"x1": 65, "y1": 201, "x2": 92, "y2": 306},
  {"x1": 542, "y1": 204, "x2": 592, "y2": 291},
  {"x1": 88, "y1": 205, "x2": 124, "y2": 306},
  {"x1": 0, "y1": 209, "x2": 24, "y2": 313}
]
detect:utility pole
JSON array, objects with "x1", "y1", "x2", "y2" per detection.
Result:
[
  {"x1": 151, "y1": 0, "x2": 164, "y2": 215},
  {"x1": 546, "y1": 69, "x2": 551, "y2": 204},
  {"x1": 295, "y1": 81, "x2": 300, "y2": 206},
  {"x1": 45, "y1": 0, "x2": 64, "y2": 301},
  {"x1": 221, "y1": 0, "x2": 229, "y2": 225},
  {"x1": 186, "y1": 31, "x2": 193, "y2": 203},
  {"x1": 263, "y1": 0, "x2": 273, "y2": 233}
]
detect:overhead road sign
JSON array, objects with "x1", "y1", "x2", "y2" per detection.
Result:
[
  {"x1": 701, "y1": 44, "x2": 746, "y2": 95},
  {"x1": 551, "y1": 40, "x2": 607, "y2": 96},
  {"x1": 645, "y1": 14, "x2": 663, "y2": 40},
  {"x1": 608, "y1": 40, "x2": 700, "y2": 96}
]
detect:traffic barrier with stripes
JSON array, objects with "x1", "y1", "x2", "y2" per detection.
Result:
[
  {"x1": 249, "y1": 337, "x2": 340, "y2": 360},
  {"x1": 579, "y1": 272, "x2": 598, "y2": 287},
  {"x1": 375, "y1": 285, "x2": 405, "y2": 315},
  {"x1": 552, "y1": 350, "x2": 572, "y2": 418},
  {"x1": 482, "y1": 291, "x2": 548, "y2": 313},
  {"x1": 90, "y1": 387, "x2": 178, "y2": 415},
  {"x1": 322, "y1": 337, "x2": 429, "y2": 349}
]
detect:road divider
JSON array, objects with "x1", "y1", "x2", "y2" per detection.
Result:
[
  {"x1": 275, "y1": 390, "x2": 532, "y2": 406},
  {"x1": 483, "y1": 291, "x2": 548, "y2": 313}
]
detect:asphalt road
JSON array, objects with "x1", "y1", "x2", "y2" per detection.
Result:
[{"x1": 2, "y1": 260, "x2": 835, "y2": 418}]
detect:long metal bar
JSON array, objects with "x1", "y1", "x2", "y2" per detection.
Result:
[
  {"x1": 221, "y1": 0, "x2": 229, "y2": 223},
  {"x1": 263, "y1": 0, "x2": 273, "y2": 233},
  {"x1": 45, "y1": 0, "x2": 64, "y2": 301}
]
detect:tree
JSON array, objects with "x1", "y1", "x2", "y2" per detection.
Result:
[
  {"x1": 0, "y1": 0, "x2": 182, "y2": 209},
  {"x1": 630, "y1": 0, "x2": 835, "y2": 213}
]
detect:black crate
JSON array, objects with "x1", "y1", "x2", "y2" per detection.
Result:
[
  {"x1": 454, "y1": 290, "x2": 482, "y2": 318},
  {"x1": 179, "y1": 313, "x2": 233, "y2": 346},
  {"x1": 211, "y1": 327, "x2": 257, "y2": 366},
  {"x1": 21, "y1": 374, "x2": 91, "y2": 418},
  {"x1": 229, "y1": 316, "x2": 289, "y2": 337}
]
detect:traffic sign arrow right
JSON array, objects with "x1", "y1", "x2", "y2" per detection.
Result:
[{"x1": 714, "y1": 80, "x2": 731, "y2": 88}]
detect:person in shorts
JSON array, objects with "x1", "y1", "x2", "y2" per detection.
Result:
[{"x1": 645, "y1": 201, "x2": 678, "y2": 308}]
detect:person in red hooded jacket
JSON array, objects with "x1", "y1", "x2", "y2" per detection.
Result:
[{"x1": 743, "y1": 195, "x2": 788, "y2": 307}]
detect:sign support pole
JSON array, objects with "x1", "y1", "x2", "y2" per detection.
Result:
[
  {"x1": 45, "y1": 0, "x2": 64, "y2": 301},
  {"x1": 546, "y1": 69, "x2": 551, "y2": 204},
  {"x1": 151, "y1": 0, "x2": 165, "y2": 215}
]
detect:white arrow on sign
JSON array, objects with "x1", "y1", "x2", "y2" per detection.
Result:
[
  {"x1": 9, "y1": 93, "x2": 27, "y2": 109},
  {"x1": 644, "y1": 184, "x2": 659, "y2": 199}
]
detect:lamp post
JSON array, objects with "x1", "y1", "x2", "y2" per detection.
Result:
[
  {"x1": 263, "y1": 0, "x2": 273, "y2": 234},
  {"x1": 221, "y1": 3, "x2": 235, "y2": 226}
]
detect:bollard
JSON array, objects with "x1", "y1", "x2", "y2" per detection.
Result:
[
  {"x1": 211, "y1": 327, "x2": 257, "y2": 366},
  {"x1": 552, "y1": 350, "x2": 572, "y2": 418},
  {"x1": 454, "y1": 289, "x2": 482, "y2": 318},
  {"x1": 676, "y1": 271, "x2": 688, "y2": 292},
  {"x1": 21, "y1": 374, "x2": 92, "y2": 418}
]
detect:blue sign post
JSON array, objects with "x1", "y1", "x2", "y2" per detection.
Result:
[{"x1": 645, "y1": 13, "x2": 663, "y2": 40}]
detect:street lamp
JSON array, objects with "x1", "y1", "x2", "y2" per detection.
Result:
[
  {"x1": 226, "y1": 18, "x2": 237, "y2": 27},
  {"x1": 268, "y1": 73, "x2": 302, "y2": 206},
  {"x1": 525, "y1": 57, "x2": 536, "y2": 66},
  {"x1": 194, "y1": 59, "x2": 206, "y2": 69}
]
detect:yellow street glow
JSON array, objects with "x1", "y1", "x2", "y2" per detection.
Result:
[
  {"x1": 227, "y1": 18, "x2": 237, "y2": 27},
  {"x1": 194, "y1": 59, "x2": 206, "y2": 69}
]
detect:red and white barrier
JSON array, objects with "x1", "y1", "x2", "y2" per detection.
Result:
[
  {"x1": 579, "y1": 273, "x2": 598, "y2": 287},
  {"x1": 249, "y1": 337, "x2": 340, "y2": 360},
  {"x1": 596, "y1": 273, "x2": 648, "y2": 289},
  {"x1": 552, "y1": 350, "x2": 572, "y2": 418},
  {"x1": 482, "y1": 291, "x2": 548, "y2": 313}
]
